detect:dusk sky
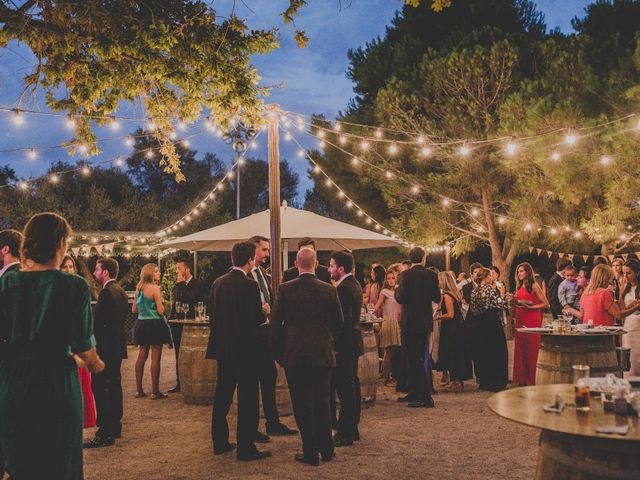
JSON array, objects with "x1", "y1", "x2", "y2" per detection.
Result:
[{"x1": 0, "y1": 0, "x2": 593, "y2": 200}]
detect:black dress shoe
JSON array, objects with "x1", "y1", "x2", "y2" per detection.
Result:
[
  {"x1": 352, "y1": 427, "x2": 360, "y2": 441},
  {"x1": 408, "y1": 399, "x2": 435, "y2": 408},
  {"x1": 168, "y1": 384, "x2": 181, "y2": 394},
  {"x1": 333, "y1": 436, "x2": 353, "y2": 447},
  {"x1": 397, "y1": 394, "x2": 418, "y2": 403},
  {"x1": 237, "y1": 450, "x2": 272, "y2": 461},
  {"x1": 83, "y1": 436, "x2": 115, "y2": 448},
  {"x1": 266, "y1": 423, "x2": 298, "y2": 436},
  {"x1": 294, "y1": 453, "x2": 319, "y2": 466},
  {"x1": 321, "y1": 451, "x2": 336, "y2": 462},
  {"x1": 214, "y1": 443, "x2": 236, "y2": 455},
  {"x1": 255, "y1": 431, "x2": 271, "y2": 443}
]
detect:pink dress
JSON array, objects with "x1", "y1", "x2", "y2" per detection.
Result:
[
  {"x1": 78, "y1": 367, "x2": 96, "y2": 428},
  {"x1": 513, "y1": 286, "x2": 543, "y2": 385},
  {"x1": 580, "y1": 288, "x2": 615, "y2": 326}
]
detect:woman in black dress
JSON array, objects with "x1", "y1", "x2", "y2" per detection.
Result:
[
  {"x1": 469, "y1": 268, "x2": 509, "y2": 392},
  {"x1": 435, "y1": 271, "x2": 473, "y2": 392}
]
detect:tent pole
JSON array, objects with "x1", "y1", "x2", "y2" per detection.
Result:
[
  {"x1": 267, "y1": 104, "x2": 282, "y2": 291},
  {"x1": 193, "y1": 251, "x2": 198, "y2": 278},
  {"x1": 282, "y1": 240, "x2": 289, "y2": 271}
]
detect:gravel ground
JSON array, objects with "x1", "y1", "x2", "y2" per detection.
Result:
[{"x1": 82, "y1": 343, "x2": 538, "y2": 480}]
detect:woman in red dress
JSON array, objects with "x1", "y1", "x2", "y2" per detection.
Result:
[
  {"x1": 61, "y1": 255, "x2": 97, "y2": 428},
  {"x1": 513, "y1": 262, "x2": 549, "y2": 386}
]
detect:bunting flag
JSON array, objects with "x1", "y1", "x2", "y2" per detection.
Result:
[
  {"x1": 106, "y1": 242, "x2": 115, "y2": 253},
  {"x1": 71, "y1": 247, "x2": 80, "y2": 257},
  {"x1": 536, "y1": 248, "x2": 542, "y2": 255},
  {"x1": 608, "y1": 255, "x2": 615, "y2": 263},
  {"x1": 528, "y1": 246, "x2": 534, "y2": 253},
  {"x1": 528, "y1": 245, "x2": 640, "y2": 263},
  {"x1": 547, "y1": 250, "x2": 553, "y2": 258},
  {"x1": 583, "y1": 255, "x2": 589, "y2": 262},
  {"x1": 623, "y1": 254, "x2": 629, "y2": 261},
  {"x1": 568, "y1": 254, "x2": 574, "y2": 261},
  {"x1": 95, "y1": 244, "x2": 104, "y2": 255}
]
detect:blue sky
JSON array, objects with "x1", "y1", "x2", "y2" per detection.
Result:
[{"x1": 0, "y1": 0, "x2": 593, "y2": 200}]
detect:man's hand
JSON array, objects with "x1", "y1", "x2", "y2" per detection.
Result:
[{"x1": 262, "y1": 303, "x2": 271, "y2": 316}]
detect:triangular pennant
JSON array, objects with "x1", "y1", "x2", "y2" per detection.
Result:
[
  {"x1": 547, "y1": 251, "x2": 553, "y2": 258},
  {"x1": 582, "y1": 255, "x2": 589, "y2": 262},
  {"x1": 71, "y1": 247, "x2": 80, "y2": 257},
  {"x1": 95, "y1": 244, "x2": 104, "y2": 255},
  {"x1": 608, "y1": 255, "x2": 615, "y2": 262},
  {"x1": 558, "y1": 253, "x2": 564, "y2": 258},
  {"x1": 528, "y1": 246, "x2": 534, "y2": 253},
  {"x1": 622, "y1": 254, "x2": 629, "y2": 261},
  {"x1": 568, "y1": 254, "x2": 574, "y2": 260},
  {"x1": 536, "y1": 248, "x2": 542, "y2": 255}
]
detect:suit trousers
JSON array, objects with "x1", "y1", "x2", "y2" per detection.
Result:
[
  {"x1": 169, "y1": 323, "x2": 183, "y2": 384},
  {"x1": 211, "y1": 360, "x2": 259, "y2": 455},
  {"x1": 352, "y1": 355, "x2": 362, "y2": 431},
  {"x1": 404, "y1": 330, "x2": 431, "y2": 401},
  {"x1": 285, "y1": 367, "x2": 334, "y2": 458},
  {"x1": 332, "y1": 353, "x2": 356, "y2": 440},
  {"x1": 92, "y1": 359, "x2": 123, "y2": 437},
  {"x1": 255, "y1": 326, "x2": 279, "y2": 427}
]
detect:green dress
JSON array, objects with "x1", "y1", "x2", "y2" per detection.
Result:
[{"x1": 0, "y1": 270, "x2": 96, "y2": 480}]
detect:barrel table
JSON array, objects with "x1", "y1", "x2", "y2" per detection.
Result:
[
  {"x1": 359, "y1": 321, "x2": 382, "y2": 406},
  {"x1": 518, "y1": 329, "x2": 623, "y2": 385},
  {"x1": 488, "y1": 384, "x2": 640, "y2": 480}
]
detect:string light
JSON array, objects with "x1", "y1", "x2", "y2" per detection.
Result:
[
  {"x1": 470, "y1": 207, "x2": 480, "y2": 217},
  {"x1": 385, "y1": 170, "x2": 394, "y2": 179},
  {"x1": 360, "y1": 140, "x2": 370, "y2": 150},
  {"x1": 351, "y1": 156, "x2": 360, "y2": 166},
  {"x1": 498, "y1": 216, "x2": 506, "y2": 224},
  {"x1": 549, "y1": 227, "x2": 558, "y2": 236},
  {"x1": 27, "y1": 148, "x2": 37, "y2": 160},
  {"x1": 11, "y1": 110, "x2": 25, "y2": 126},
  {"x1": 147, "y1": 121, "x2": 157, "y2": 132},
  {"x1": 145, "y1": 150, "x2": 154, "y2": 159},
  {"x1": 334, "y1": 123, "x2": 342, "y2": 132},
  {"x1": 411, "y1": 185, "x2": 420, "y2": 194},
  {"x1": 374, "y1": 129, "x2": 383, "y2": 138},
  {"x1": 284, "y1": 132, "x2": 292, "y2": 141},
  {"x1": 177, "y1": 121, "x2": 188, "y2": 131},
  {"x1": 573, "y1": 231, "x2": 582, "y2": 239},
  {"x1": 109, "y1": 118, "x2": 120, "y2": 131},
  {"x1": 50, "y1": 174, "x2": 60, "y2": 184},
  {"x1": 600, "y1": 155, "x2": 611, "y2": 166},
  {"x1": 317, "y1": 130, "x2": 326, "y2": 139},
  {"x1": 325, "y1": 178, "x2": 332, "y2": 187},
  {"x1": 114, "y1": 157, "x2": 124, "y2": 167},
  {"x1": 312, "y1": 165, "x2": 321, "y2": 174},
  {"x1": 182, "y1": 139, "x2": 191, "y2": 148},
  {"x1": 250, "y1": 140, "x2": 258, "y2": 149},
  {"x1": 459, "y1": 145, "x2": 470, "y2": 156},
  {"x1": 388, "y1": 143, "x2": 398, "y2": 155},
  {"x1": 441, "y1": 198, "x2": 450, "y2": 207},
  {"x1": 524, "y1": 223, "x2": 533, "y2": 232},
  {"x1": 339, "y1": 135, "x2": 347, "y2": 145},
  {"x1": 420, "y1": 146, "x2": 432, "y2": 158},
  {"x1": 506, "y1": 142, "x2": 517, "y2": 156},
  {"x1": 125, "y1": 137, "x2": 134, "y2": 147},
  {"x1": 65, "y1": 117, "x2": 77, "y2": 130},
  {"x1": 551, "y1": 151, "x2": 561, "y2": 161},
  {"x1": 565, "y1": 133, "x2": 577, "y2": 145},
  {"x1": 78, "y1": 144, "x2": 88, "y2": 155}
]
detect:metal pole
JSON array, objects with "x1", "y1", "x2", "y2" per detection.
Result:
[
  {"x1": 236, "y1": 154, "x2": 241, "y2": 219},
  {"x1": 267, "y1": 104, "x2": 282, "y2": 292},
  {"x1": 193, "y1": 250, "x2": 198, "y2": 278}
]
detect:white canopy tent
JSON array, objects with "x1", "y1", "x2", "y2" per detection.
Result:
[{"x1": 160, "y1": 204, "x2": 403, "y2": 269}]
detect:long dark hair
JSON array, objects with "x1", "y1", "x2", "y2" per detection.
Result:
[
  {"x1": 622, "y1": 259, "x2": 640, "y2": 300},
  {"x1": 21, "y1": 212, "x2": 72, "y2": 265},
  {"x1": 515, "y1": 262, "x2": 535, "y2": 294},
  {"x1": 372, "y1": 265, "x2": 386, "y2": 291}
]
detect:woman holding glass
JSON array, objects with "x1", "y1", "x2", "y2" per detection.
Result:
[
  {"x1": 60, "y1": 254, "x2": 97, "y2": 429},
  {"x1": 372, "y1": 268, "x2": 402, "y2": 385},
  {"x1": 132, "y1": 263, "x2": 171, "y2": 399},
  {"x1": 0, "y1": 213, "x2": 104, "y2": 479}
]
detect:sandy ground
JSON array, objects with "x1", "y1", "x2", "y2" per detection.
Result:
[{"x1": 83, "y1": 343, "x2": 539, "y2": 480}]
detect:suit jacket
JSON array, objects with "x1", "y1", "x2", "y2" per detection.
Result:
[
  {"x1": 250, "y1": 265, "x2": 273, "y2": 306},
  {"x1": 395, "y1": 265, "x2": 441, "y2": 334},
  {"x1": 282, "y1": 264, "x2": 331, "y2": 284},
  {"x1": 171, "y1": 277, "x2": 207, "y2": 319},
  {"x1": 335, "y1": 275, "x2": 364, "y2": 357},
  {"x1": 206, "y1": 269, "x2": 264, "y2": 364},
  {"x1": 271, "y1": 274, "x2": 343, "y2": 368},
  {"x1": 93, "y1": 280, "x2": 129, "y2": 361},
  {"x1": 0, "y1": 263, "x2": 20, "y2": 278},
  {"x1": 461, "y1": 280, "x2": 475, "y2": 305},
  {"x1": 547, "y1": 272, "x2": 564, "y2": 318}
]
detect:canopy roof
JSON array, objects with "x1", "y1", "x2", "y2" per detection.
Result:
[{"x1": 161, "y1": 205, "x2": 402, "y2": 252}]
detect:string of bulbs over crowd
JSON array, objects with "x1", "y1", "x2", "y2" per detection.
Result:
[{"x1": 2, "y1": 105, "x2": 640, "y2": 254}]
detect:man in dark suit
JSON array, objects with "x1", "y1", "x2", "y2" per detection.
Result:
[
  {"x1": 282, "y1": 237, "x2": 331, "y2": 284},
  {"x1": 247, "y1": 235, "x2": 297, "y2": 439},
  {"x1": 0, "y1": 229, "x2": 21, "y2": 476},
  {"x1": 395, "y1": 246, "x2": 441, "y2": 408},
  {"x1": 169, "y1": 257, "x2": 207, "y2": 393},
  {"x1": 328, "y1": 250, "x2": 364, "y2": 446},
  {"x1": 271, "y1": 247, "x2": 344, "y2": 466},
  {"x1": 207, "y1": 241, "x2": 271, "y2": 461},
  {"x1": 84, "y1": 257, "x2": 129, "y2": 448},
  {"x1": 547, "y1": 258, "x2": 572, "y2": 319}
]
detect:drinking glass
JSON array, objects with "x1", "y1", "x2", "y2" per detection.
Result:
[
  {"x1": 366, "y1": 303, "x2": 375, "y2": 315},
  {"x1": 182, "y1": 303, "x2": 190, "y2": 321},
  {"x1": 573, "y1": 365, "x2": 590, "y2": 412}
]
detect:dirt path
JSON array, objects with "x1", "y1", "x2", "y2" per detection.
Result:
[{"x1": 83, "y1": 346, "x2": 538, "y2": 480}]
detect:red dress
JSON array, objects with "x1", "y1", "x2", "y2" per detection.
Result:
[
  {"x1": 78, "y1": 367, "x2": 96, "y2": 428},
  {"x1": 513, "y1": 285, "x2": 543, "y2": 385}
]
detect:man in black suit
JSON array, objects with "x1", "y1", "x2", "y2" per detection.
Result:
[
  {"x1": 282, "y1": 237, "x2": 332, "y2": 284},
  {"x1": 547, "y1": 258, "x2": 572, "y2": 319},
  {"x1": 271, "y1": 247, "x2": 344, "y2": 466},
  {"x1": 0, "y1": 229, "x2": 21, "y2": 476},
  {"x1": 328, "y1": 250, "x2": 364, "y2": 446},
  {"x1": 395, "y1": 246, "x2": 441, "y2": 408},
  {"x1": 207, "y1": 242, "x2": 271, "y2": 461},
  {"x1": 84, "y1": 257, "x2": 129, "y2": 448},
  {"x1": 169, "y1": 257, "x2": 207, "y2": 393},
  {"x1": 247, "y1": 235, "x2": 297, "y2": 439}
]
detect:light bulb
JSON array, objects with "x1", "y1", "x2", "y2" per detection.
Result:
[
  {"x1": 506, "y1": 142, "x2": 517, "y2": 156},
  {"x1": 360, "y1": 140, "x2": 369, "y2": 150},
  {"x1": 565, "y1": 133, "x2": 577, "y2": 145},
  {"x1": 498, "y1": 216, "x2": 506, "y2": 224},
  {"x1": 346, "y1": 201, "x2": 353, "y2": 208},
  {"x1": 600, "y1": 155, "x2": 611, "y2": 165},
  {"x1": 250, "y1": 140, "x2": 258, "y2": 149},
  {"x1": 208, "y1": 192, "x2": 216, "y2": 200},
  {"x1": 182, "y1": 139, "x2": 191, "y2": 148},
  {"x1": 50, "y1": 174, "x2": 60, "y2": 184},
  {"x1": 80, "y1": 166, "x2": 90, "y2": 176},
  {"x1": 284, "y1": 132, "x2": 292, "y2": 141},
  {"x1": 421, "y1": 147, "x2": 432, "y2": 158},
  {"x1": 417, "y1": 135, "x2": 425, "y2": 144},
  {"x1": 145, "y1": 150, "x2": 154, "y2": 159},
  {"x1": 78, "y1": 144, "x2": 88, "y2": 154},
  {"x1": 551, "y1": 151, "x2": 561, "y2": 161},
  {"x1": 125, "y1": 137, "x2": 134, "y2": 147},
  {"x1": 65, "y1": 117, "x2": 77, "y2": 130},
  {"x1": 318, "y1": 130, "x2": 326, "y2": 139},
  {"x1": 385, "y1": 171, "x2": 393, "y2": 179},
  {"x1": 471, "y1": 207, "x2": 480, "y2": 216},
  {"x1": 441, "y1": 198, "x2": 450, "y2": 207},
  {"x1": 27, "y1": 149, "x2": 37, "y2": 160},
  {"x1": 114, "y1": 157, "x2": 124, "y2": 167},
  {"x1": 11, "y1": 111, "x2": 25, "y2": 126},
  {"x1": 297, "y1": 149, "x2": 305, "y2": 157},
  {"x1": 411, "y1": 185, "x2": 420, "y2": 194},
  {"x1": 339, "y1": 136, "x2": 347, "y2": 145},
  {"x1": 18, "y1": 181, "x2": 28, "y2": 190},
  {"x1": 388, "y1": 143, "x2": 398, "y2": 155},
  {"x1": 177, "y1": 121, "x2": 188, "y2": 131},
  {"x1": 351, "y1": 156, "x2": 360, "y2": 166},
  {"x1": 524, "y1": 223, "x2": 533, "y2": 231},
  {"x1": 318, "y1": 141, "x2": 326, "y2": 148},
  {"x1": 356, "y1": 210, "x2": 364, "y2": 217},
  {"x1": 375, "y1": 129, "x2": 383, "y2": 138},
  {"x1": 147, "y1": 121, "x2": 157, "y2": 132},
  {"x1": 312, "y1": 165, "x2": 321, "y2": 174},
  {"x1": 366, "y1": 218, "x2": 372, "y2": 224},
  {"x1": 460, "y1": 145, "x2": 470, "y2": 156},
  {"x1": 324, "y1": 178, "x2": 332, "y2": 187},
  {"x1": 109, "y1": 119, "x2": 120, "y2": 131},
  {"x1": 573, "y1": 231, "x2": 582, "y2": 239},
  {"x1": 238, "y1": 156, "x2": 245, "y2": 165},
  {"x1": 334, "y1": 122, "x2": 342, "y2": 132},
  {"x1": 169, "y1": 131, "x2": 178, "y2": 140}
]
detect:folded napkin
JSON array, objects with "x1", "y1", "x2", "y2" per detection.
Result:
[
  {"x1": 543, "y1": 394, "x2": 565, "y2": 413},
  {"x1": 595, "y1": 425, "x2": 629, "y2": 435}
]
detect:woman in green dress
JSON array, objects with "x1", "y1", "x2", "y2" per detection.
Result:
[{"x1": 0, "y1": 212, "x2": 105, "y2": 480}]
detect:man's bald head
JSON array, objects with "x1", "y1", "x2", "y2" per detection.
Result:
[{"x1": 296, "y1": 247, "x2": 317, "y2": 273}]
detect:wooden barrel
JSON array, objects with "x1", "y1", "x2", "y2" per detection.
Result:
[
  {"x1": 537, "y1": 430, "x2": 640, "y2": 480},
  {"x1": 178, "y1": 325, "x2": 217, "y2": 405},
  {"x1": 232, "y1": 363, "x2": 292, "y2": 418},
  {"x1": 536, "y1": 334, "x2": 621, "y2": 385},
  {"x1": 358, "y1": 329, "x2": 379, "y2": 406}
]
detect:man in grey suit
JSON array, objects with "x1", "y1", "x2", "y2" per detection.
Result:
[{"x1": 271, "y1": 248, "x2": 344, "y2": 466}]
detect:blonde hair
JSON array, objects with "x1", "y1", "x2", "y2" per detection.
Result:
[
  {"x1": 438, "y1": 271, "x2": 463, "y2": 303},
  {"x1": 383, "y1": 269, "x2": 397, "y2": 289},
  {"x1": 136, "y1": 263, "x2": 159, "y2": 292},
  {"x1": 583, "y1": 264, "x2": 614, "y2": 296}
]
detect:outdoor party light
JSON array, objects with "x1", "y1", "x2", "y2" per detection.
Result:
[
  {"x1": 318, "y1": 130, "x2": 326, "y2": 138},
  {"x1": 125, "y1": 137, "x2": 134, "y2": 147},
  {"x1": 506, "y1": 142, "x2": 517, "y2": 156},
  {"x1": 313, "y1": 165, "x2": 321, "y2": 173},
  {"x1": 360, "y1": 140, "x2": 369, "y2": 150},
  {"x1": 375, "y1": 128, "x2": 383, "y2": 138},
  {"x1": 182, "y1": 139, "x2": 191, "y2": 148},
  {"x1": 65, "y1": 116, "x2": 77, "y2": 130},
  {"x1": 565, "y1": 133, "x2": 577, "y2": 145},
  {"x1": 147, "y1": 121, "x2": 157, "y2": 132},
  {"x1": 78, "y1": 144, "x2": 88, "y2": 154},
  {"x1": 573, "y1": 231, "x2": 582, "y2": 239},
  {"x1": 334, "y1": 122, "x2": 342, "y2": 131},
  {"x1": 351, "y1": 156, "x2": 360, "y2": 165},
  {"x1": 441, "y1": 198, "x2": 450, "y2": 207},
  {"x1": 411, "y1": 185, "x2": 420, "y2": 194},
  {"x1": 80, "y1": 166, "x2": 90, "y2": 176},
  {"x1": 551, "y1": 151, "x2": 561, "y2": 161},
  {"x1": 324, "y1": 178, "x2": 332, "y2": 187},
  {"x1": 470, "y1": 207, "x2": 480, "y2": 216},
  {"x1": 27, "y1": 148, "x2": 37, "y2": 160},
  {"x1": 385, "y1": 170, "x2": 394, "y2": 178},
  {"x1": 421, "y1": 146, "x2": 432, "y2": 158},
  {"x1": 549, "y1": 227, "x2": 558, "y2": 235},
  {"x1": 498, "y1": 216, "x2": 506, "y2": 224},
  {"x1": 18, "y1": 181, "x2": 28, "y2": 190},
  {"x1": 600, "y1": 155, "x2": 611, "y2": 165},
  {"x1": 11, "y1": 109, "x2": 25, "y2": 126},
  {"x1": 524, "y1": 223, "x2": 533, "y2": 231},
  {"x1": 346, "y1": 201, "x2": 353, "y2": 208},
  {"x1": 49, "y1": 174, "x2": 59, "y2": 184},
  {"x1": 339, "y1": 135, "x2": 347, "y2": 145},
  {"x1": 145, "y1": 150, "x2": 154, "y2": 159},
  {"x1": 388, "y1": 143, "x2": 398, "y2": 155},
  {"x1": 459, "y1": 145, "x2": 471, "y2": 156},
  {"x1": 109, "y1": 118, "x2": 120, "y2": 131}
]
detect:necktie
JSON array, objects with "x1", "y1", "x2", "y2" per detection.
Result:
[{"x1": 255, "y1": 268, "x2": 271, "y2": 305}]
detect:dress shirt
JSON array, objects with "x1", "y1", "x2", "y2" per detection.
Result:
[
  {"x1": 0, "y1": 261, "x2": 20, "y2": 278},
  {"x1": 335, "y1": 272, "x2": 352, "y2": 287}
]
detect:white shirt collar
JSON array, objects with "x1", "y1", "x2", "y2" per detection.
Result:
[
  {"x1": 185, "y1": 275, "x2": 192, "y2": 285},
  {"x1": 103, "y1": 278, "x2": 117, "y2": 287},
  {"x1": 0, "y1": 261, "x2": 20, "y2": 278},
  {"x1": 233, "y1": 266, "x2": 247, "y2": 274},
  {"x1": 336, "y1": 272, "x2": 352, "y2": 286}
]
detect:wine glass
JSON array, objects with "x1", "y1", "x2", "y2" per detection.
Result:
[
  {"x1": 174, "y1": 301, "x2": 182, "y2": 320},
  {"x1": 182, "y1": 303, "x2": 190, "y2": 321}
]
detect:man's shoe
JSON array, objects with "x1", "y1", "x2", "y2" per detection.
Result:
[
  {"x1": 214, "y1": 443, "x2": 236, "y2": 455},
  {"x1": 168, "y1": 384, "x2": 181, "y2": 394},
  {"x1": 83, "y1": 436, "x2": 115, "y2": 449},
  {"x1": 352, "y1": 427, "x2": 360, "y2": 441},
  {"x1": 237, "y1": 450, "x2": 272, "y2": 461},
  {"x1": 266, "y1": 423, "x2": 298, "y2": 436},
  {"x1": 321, "y1": 451, "x2": 336, "y2": 462},
  {"x1": 408, "y1": 399, "x2": 435, "y2": 408},
  {"x1": 397, "y1": 394, "x2": 418, "y2": 403},
  {"x1": 333, "y1": 436, "x2": 353, "y2": 447},
  {"x1": 294, "y1": 453, "x2": 319, "y2": 466},
  {"x1": 255, "y1": 431, "x2": 271, "y2": 443}
]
